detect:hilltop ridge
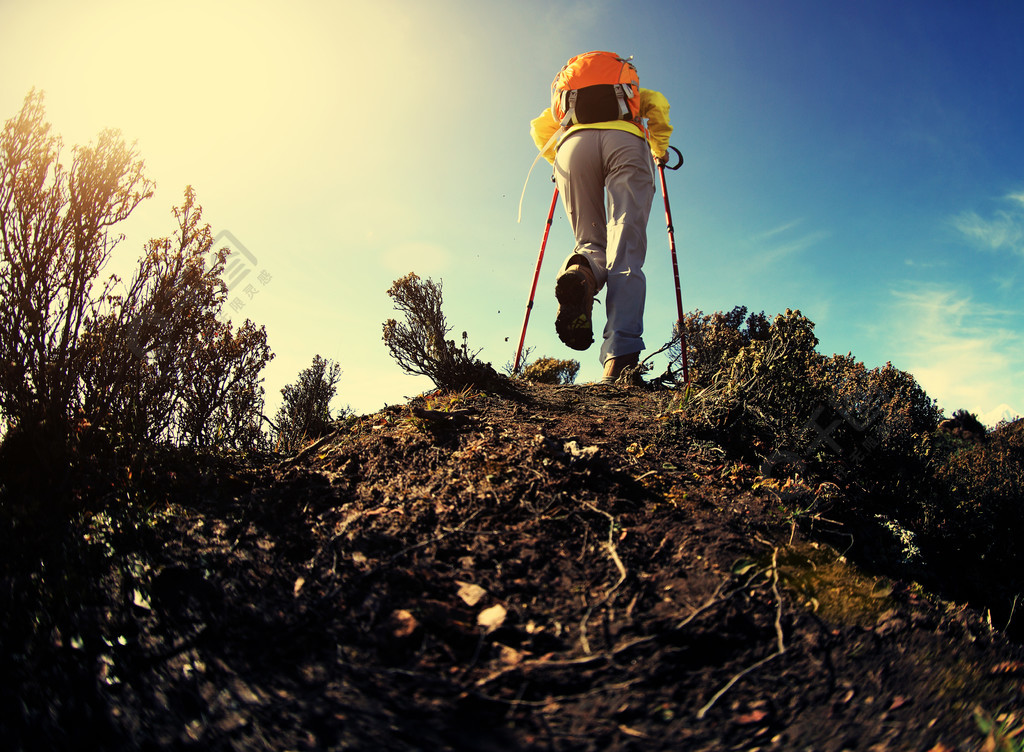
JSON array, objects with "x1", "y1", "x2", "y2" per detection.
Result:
[{"x1": 4, "y1": 380, "x2": 1022, "y2": 750}]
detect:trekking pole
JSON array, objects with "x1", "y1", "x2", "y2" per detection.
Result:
[
  {"x1": 658, "y1": 146, "x2": 689, "y2": 384},
  {"x1": 513, "y1": 185, "x2": 560, "y2": 375}
]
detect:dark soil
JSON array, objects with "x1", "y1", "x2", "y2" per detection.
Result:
[{"x1": 2, "y1": 381, "x2": 1023, "y2": 751}]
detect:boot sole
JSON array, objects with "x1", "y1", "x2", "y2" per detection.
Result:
[{"x1": 555, "y1": 273, "x2": 594, "y2": 351}]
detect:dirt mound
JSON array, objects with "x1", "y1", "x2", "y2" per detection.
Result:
[{"x1": 3, "y1": 382, "x2": 1022, "y2": 750}]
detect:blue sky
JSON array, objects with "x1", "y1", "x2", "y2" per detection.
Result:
[{"x1": 2, "y1": 0, "x2": 1023, "y2": 425}]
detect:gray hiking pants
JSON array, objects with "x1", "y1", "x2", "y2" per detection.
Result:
[{"x1": 553, "y1": 128, "x2": 657, "y2": 364}]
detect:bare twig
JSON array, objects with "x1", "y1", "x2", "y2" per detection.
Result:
[
  {"x1": 278, "y1": 430, "x2": 335, "y2": 468},
  {"x1": 387, "y1": 508, "x2": 483, "y2": 563},
  {"x1": 1004, "y1": 594, "x2": 1019, "y2": 633},
  {"x1": 696, "y1": 547, "x2": 786, "y2": 719},
  {"x1": 470, "y1": 677, "x2": 646, "y2": 708},
  {"x1": 579, "y1": 501, "x2": 629, "y2": 654},
  {"x1": 472, "y1": 577, "x2": 738, "y2": 692},
  {"x1": 639, "y1": 336, "x2": 680, "y2": 368},
  {"x1": 674, "y1": 580, "x2": 732, "y2": 631}
]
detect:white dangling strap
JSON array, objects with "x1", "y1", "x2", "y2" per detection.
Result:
[{"x1": 517, "y1": 129, "x2": 562, "y2": 223}]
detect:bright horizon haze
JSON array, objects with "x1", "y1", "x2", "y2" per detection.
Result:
[{"x1": 2, "y1": 0, "x2": 1022, "y2": 426}]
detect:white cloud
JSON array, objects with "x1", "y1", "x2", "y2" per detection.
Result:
[
  {"x1": 952, "y1": 191, "x2": 1024, "y2": 256},
  {"x1": 750, "y1": 220, "x2": 829, "y2": 265},
  {"x1": 753, "y1": 219, "x2": 804, "y2": 241},
  {"x1": 885, "y1": 283, "x2": 1024, "y2": 423}
]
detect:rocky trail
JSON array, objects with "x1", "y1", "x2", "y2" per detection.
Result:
[{"x1": 3, "y1": 381, "x2": 1023, "y2": 751}]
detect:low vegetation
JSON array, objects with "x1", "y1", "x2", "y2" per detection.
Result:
[
  {"x1": 1, "y1": 92, "x2": 1022, "y2": 750},
  {"x1": 0, "y1": 92, "x2": 273, "y2": 514},
  {"x1": 269, "y1": 355, "x2": 347, "y2": 453},
  {"x1": 519, "y1": 356, "x2": 581, "y2": 385}
]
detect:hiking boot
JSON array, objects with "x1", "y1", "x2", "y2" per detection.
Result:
[
  {"x1": 555, "y1": 262, "x2": 596, "y2": 351},
  {"x1": 601, "y1": 352, "x2": 640, "y2": 384}
]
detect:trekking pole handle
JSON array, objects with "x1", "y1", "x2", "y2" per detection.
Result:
[{"x1": 662, "y1": 145, "x2": 683, "y2": 171}]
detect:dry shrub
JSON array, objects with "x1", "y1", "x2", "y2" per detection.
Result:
[
  {"x1": 0, "y1": 92, "x2": 273, "y2": 472},
  {"x1": 668, "y1": 304, "x2": 1024, "y2": 634},
  {"x1": 520, "y1": 357, "x2": 580, "y2": 385},
  {"x1": 927, "y1": 419, "x2": 1024, "y2": 622},
  {"x1": 382, "y1": 273, "x2": 499, "y2": 392},
  {"x1": 670, "y1": 305, "x2": 769, "y2": 386},
  {"x1": 272, "y1": 355, "x2": 346, "y2": 453},
  {"x1": 673, "y1": 309, "x2": 827, "y2": 458}
]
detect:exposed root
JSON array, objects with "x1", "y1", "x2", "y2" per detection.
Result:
[
  {"x1": 579, "y1": 501, "x2": 628, "y2": 654},
  {"x1": 696, "y1": 547, "x2": 787, "y2": 719}
]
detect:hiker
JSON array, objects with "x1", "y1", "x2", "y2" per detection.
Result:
[{"x1": 530, "y1": 51, "x2": 673, "y2": 383}]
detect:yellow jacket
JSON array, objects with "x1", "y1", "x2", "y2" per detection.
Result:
[{"x1": 530, "y1": 88, "x2": 673, "y2": 164}]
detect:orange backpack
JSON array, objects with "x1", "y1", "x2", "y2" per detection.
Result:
[{"x1": 550, "y1": 51, "x2": 642, "y2": 129}]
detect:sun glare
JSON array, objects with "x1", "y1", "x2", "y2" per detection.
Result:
[{"x1": 16, "y1": 0, "x2": 437, "y2": 180}]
